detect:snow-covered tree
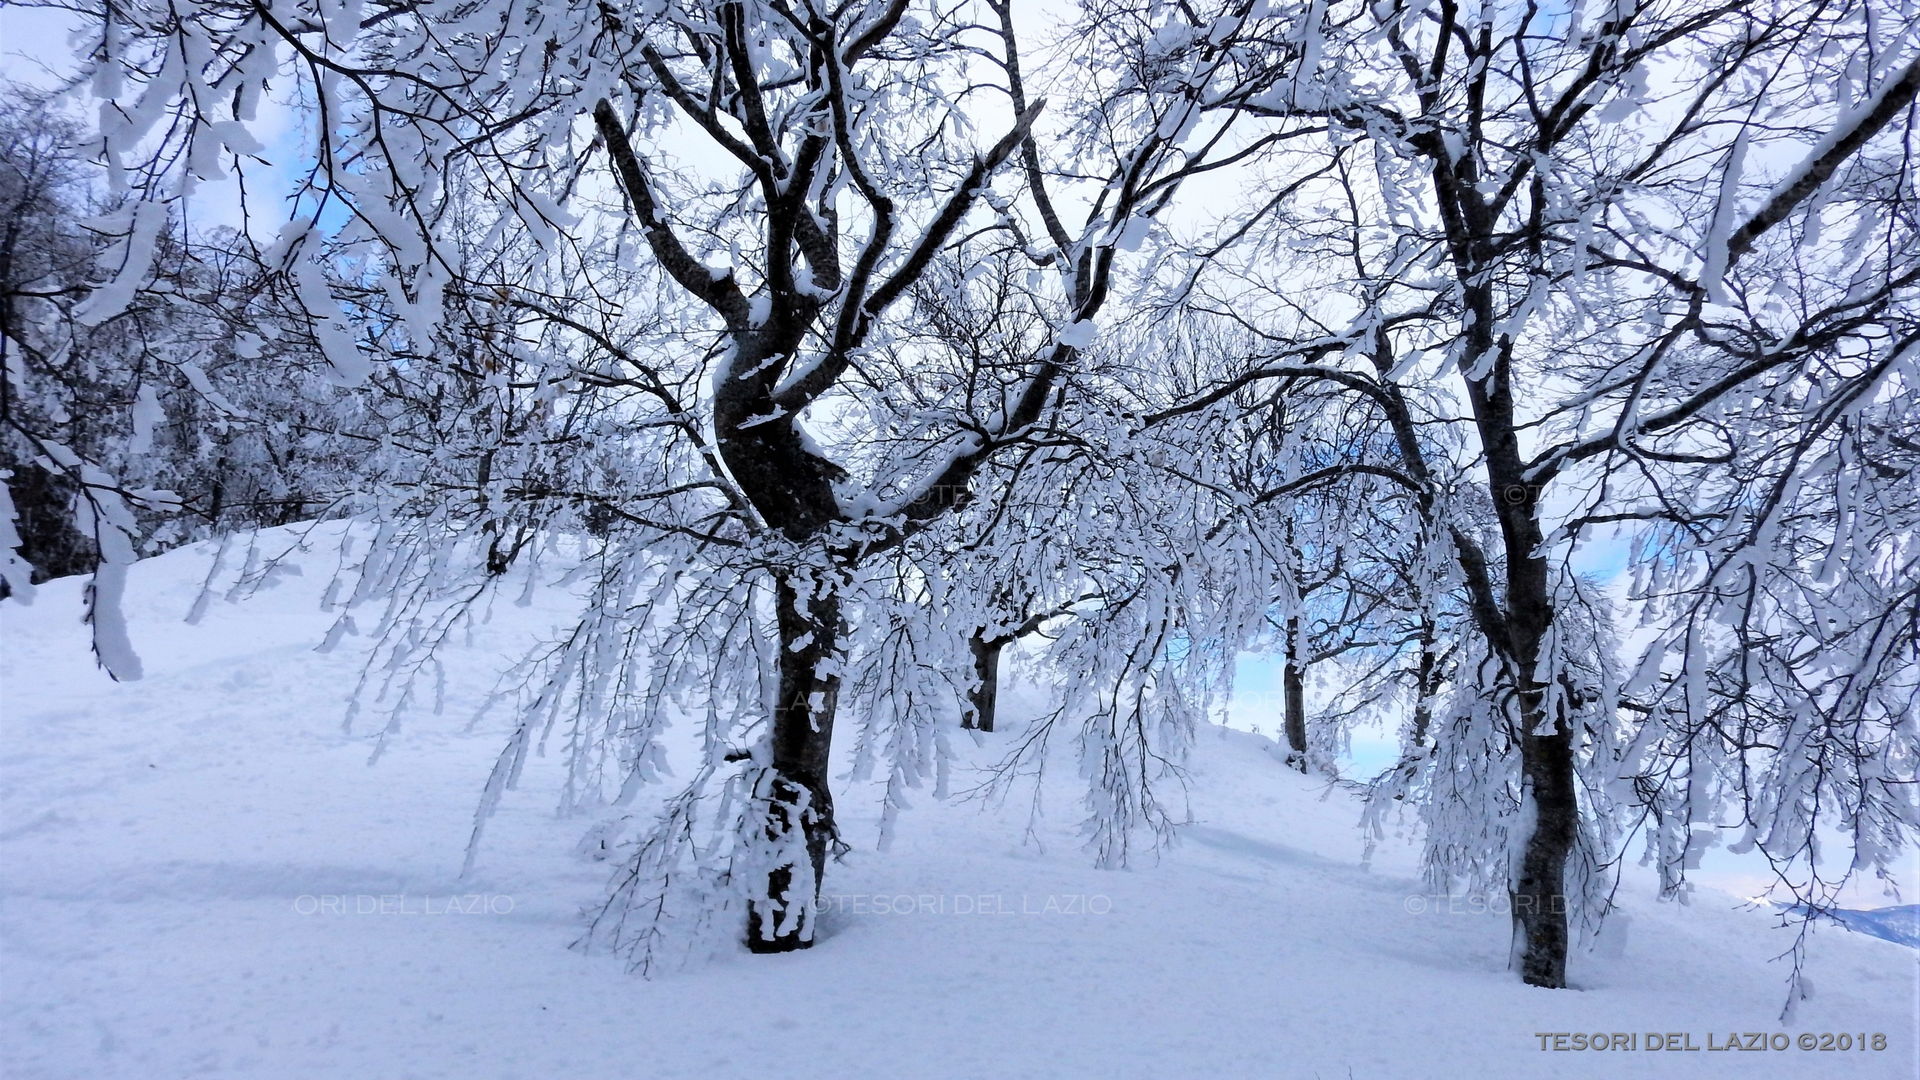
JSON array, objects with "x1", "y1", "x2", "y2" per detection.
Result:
[
  {"x1": 61, "y1": 0, "x2": 1331, "y2": 958},
  {"x1": 0, "y1": 85, "x2": 349, "y2": 662},
  {"x1": 1154, "y1": 0, "x2": 1920, "y2": 988}
]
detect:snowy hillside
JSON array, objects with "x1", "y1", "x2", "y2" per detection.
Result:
[{"x1": 2, "y1": 528, "x2": 1915, "y2": 1080}]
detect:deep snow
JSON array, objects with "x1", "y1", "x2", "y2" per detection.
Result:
[{"x1": 2, "y1": 525, "x2": 1915, "y2": 1079}]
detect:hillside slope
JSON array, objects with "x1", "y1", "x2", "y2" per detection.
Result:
[{"x1": 3, "y1": 527, "x2": 1914, "y2": 1079}]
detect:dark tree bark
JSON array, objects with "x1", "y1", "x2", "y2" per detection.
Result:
[
  {"x1": 746, "y1": 571, "x2": 844, "y2": 952},
  {"x1": 1406, "y1": 40, "x2": 1583, "y2": 977},
  {"x1": 961, "y1": 590, "x2": 1104, "y2": 734},
  {"x1": 1473, "y1": 381, "x2": 1576, "y2": 986},
  {"x1": 1468, "y1": 316, "x2": 1579, "y2": 990},
  {"x1": 962, "y1": 630, "x2": 1006, "y2": 733},
  {"x1": 0, "y1": 462, "x2": 96, "y2": 592},
  {"x1": 1281, "y1": 613, "x2": 1308, "y2": 771},
  {"x1": 1511, "y1": 682, "x2": 1578, "y2": 987},
  {"x1": 1409, "y1": 614, "x2": 1439, "y2": 748},
  {"x1": 1413, "y1": 18, "x2": 1918, "y2": 994}
]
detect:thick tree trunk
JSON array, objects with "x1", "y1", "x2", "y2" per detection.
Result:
[
  {"x1": 963, "y1": 631, "x2": 1005, "y2": 732},
  {"x1": 1511, "y1": 680, "x2": 1578, "y2": 987},
  {"x1": 1, "y1": 462, "x2": 96, "y2": 590},
  {"x1": 1504, "y1": 588, "x2": 1577, "y2": 987},
  {"x1": 711, "y1": 324, "x2": 849, "y2": 954},
  {"x1": 745, "y1": 571, "x2": 843, "y2": 953},
  {"x1": 1282, "y1": 614, "x2": 1308, "y2": 771}
]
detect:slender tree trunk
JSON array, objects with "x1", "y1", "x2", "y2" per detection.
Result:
[
  {"x1": 1282, "y1": 614, "x2": 1308, "y2": 771},
  {"x1": 746, "y1": 570, "x2": 843, "y2": 953},
  {"x1": 1410, "y1": 615, "x2": 1439, "y2": 747},
  {"x1": 1390, "y1": 621, "x2": 1442, "y2": 792},
  {"x1": 964, "y1": 631, "x2": 1005, "y2": 732},
  {"x1": 1435, "y1": 128, "x2": 1579, "y2": 980},
  {"x1": 1276, "y1": 511, "x2": 1310, "y2": 770}
]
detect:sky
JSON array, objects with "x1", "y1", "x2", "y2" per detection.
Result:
[
  {"x1": 1, "y1": 5, "x2": 303, "y2": 236},
  {"x1": 0, "y1": 7, "x2": 79, "y2": 93}
]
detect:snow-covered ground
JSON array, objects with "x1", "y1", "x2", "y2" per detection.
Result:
[{"x1": 3, "y1": 527, "x2": 1915, "y2": 1079}]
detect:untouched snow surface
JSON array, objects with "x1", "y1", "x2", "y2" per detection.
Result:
[{"x1": 3, "y1": 526, "x2": 1916, "y2": 1079}]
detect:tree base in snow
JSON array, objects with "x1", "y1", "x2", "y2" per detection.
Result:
[{"x1": 744, "y1": 929, "x2": 815, "y2": 954}]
